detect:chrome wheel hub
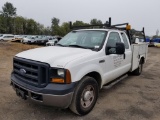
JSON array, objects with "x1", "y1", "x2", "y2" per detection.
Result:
[
  {"x1": 81, "y1": 85, "x2": 95, "y2": 108},
  {"x1": 84, "y1": 91, "x2": 92, "y2": 101}
]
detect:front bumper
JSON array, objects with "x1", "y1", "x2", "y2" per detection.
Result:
[{"x1": 11, "y1": 74, "x2": 77, "y2": 108}]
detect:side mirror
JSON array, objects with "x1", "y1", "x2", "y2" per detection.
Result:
[
  {"x1": 105, "y1": 46, "x2": 111, "y2": 55},
  {"x1": 116, "y1": 42, "x2": 125, "y2": 54},
  {"x1": 105, "y1": 42, "x2": 125, "y2": 55}
]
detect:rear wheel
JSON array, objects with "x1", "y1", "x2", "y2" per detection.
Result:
[
  {"x1": 69, "y1": 76, "x2": 99, "y2": 115},
  {"x1": 133, "y1": 60, "x2": 143, "y2": 75}
]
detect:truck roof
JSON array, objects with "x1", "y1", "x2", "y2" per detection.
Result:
[
  {"x1": 74, "y1": 29, "x2": 109, "y2": 32},
  {"x1": 74, "y1": 28, "x2": 126, "y2": 31}
]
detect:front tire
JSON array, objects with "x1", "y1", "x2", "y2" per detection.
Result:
[{"x1": 69, "y1": 76, "x2": 99, "y2": 115}]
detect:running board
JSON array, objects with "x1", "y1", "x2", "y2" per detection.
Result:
[{"x1": 103, "y1": 74, "x2": 128, "y2": 88}]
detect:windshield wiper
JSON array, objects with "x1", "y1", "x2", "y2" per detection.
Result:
[
  {"x1": 56, "y1": 44, "x2": 95, "y2": 50},
  {"x1": 68, "y1": 45, "x2": 93, "y2": 50},
  {"x1": 56, "y1": 44, "x2": 65, "y2": 47}
]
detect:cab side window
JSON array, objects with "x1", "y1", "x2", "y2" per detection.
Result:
[
  {"x1": 121, "y1": 33, "x2": 129, "y2": 49},
  {"x1": 107, "y1": 32, "x2": 121, "y2": 47},
  {"x1": 106, "y1": 32, "x2": 121, "y2": 54}
]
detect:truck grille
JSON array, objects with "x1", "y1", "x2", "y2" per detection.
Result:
[{"x1": 13, "y1": 57, "x2": 49, "y2": 87}]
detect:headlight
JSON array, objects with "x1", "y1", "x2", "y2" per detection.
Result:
[
  {"x1": 57, "y1": 69, "x2": 65, "y2": 77},
  {"x1": 50, "y1": 68, "x2": 71, "y2": 84}
]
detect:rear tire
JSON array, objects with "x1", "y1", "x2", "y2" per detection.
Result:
[
  {"x1": 69, "y1": 76, "x2": 99, "y2": 115},
  {"x1": 133, "y1": 60, "x2": 143, "y2": 75}
]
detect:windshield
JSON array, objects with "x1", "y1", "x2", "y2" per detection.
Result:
[{"x1": 57, "y1": 30, "x2": 107, "y2": 50}]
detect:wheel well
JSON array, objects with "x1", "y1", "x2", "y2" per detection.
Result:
[
  {"x1": 140, "y1": 57, "x2": 145, "y2": 64},
  {"x1": 85, "y1": 72, "x2": 102, "y2": 89}
]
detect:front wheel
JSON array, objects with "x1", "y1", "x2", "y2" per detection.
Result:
[{"x1": 69, "y1": 76, "x2": 99, "y2": 115}]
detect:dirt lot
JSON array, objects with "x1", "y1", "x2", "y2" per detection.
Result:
[{"x1": 0, "y1": 42, "x2": 160, "y2": 120}]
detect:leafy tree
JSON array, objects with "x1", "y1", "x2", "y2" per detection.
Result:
[
  {"x1": 43, "y1": 26, "x2": 51, "y2": 35},
  {"x1": 90, "y1": 19, "x2": 102, "y2": 25},
  {"x1": 73, "y1": 21, "x2": 88, "y2": 26},
  {"x1": 0, "y1": 2, "x2": 51, "y2": 35},
  {"x1": 59, "y1": 22, "x2": 70, "y2": 36},
  {"x1": 14, "y1": 16, "x2": 25, "y2": 34},
  {"x1": 25, "y1": 19, "x2": 37, "y2": 35},
  {"x1": 51, "y1": 17, "x2": 60, "y2": 26},
  {"x1": 1, "y1": 2, "x2": 16, "y2": 17},
  {"x1": 51, "y1": 17, "x2": 60, "y2": 35},
  {"x1": 0, "y1": 2, "x2": 16, "y2": 33},
  {"x1": 0, "y1": 15, "x2": 6, "y2": 33},
  {"x1": 0, "y1": 14, "x2": 11, "y2": 33},
  {"x1": 36, "y1": 23, "x2": 44, "y2": 35}
]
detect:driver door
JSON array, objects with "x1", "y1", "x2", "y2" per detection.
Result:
[{"x1": 103, "y1": 31, "x2": 125, "y2": 84}]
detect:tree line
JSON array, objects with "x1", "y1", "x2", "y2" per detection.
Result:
[
  {"x1": 0, "y1": 2, "x2": 103, "y2": 36},
  {"x1": 0, "y1": 2, "x2": 52, "y2": 35},
  {"x1": 1, "y1": 2, "x2": 155, "y2": 38}
]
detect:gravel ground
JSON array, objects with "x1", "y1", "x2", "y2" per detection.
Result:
[{"x1": 0, "y1": 42, "x2": 160, "y2": 120}]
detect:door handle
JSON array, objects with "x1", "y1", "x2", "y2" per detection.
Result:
[{"x1": 99, "y1": 60, "x2": 105, "y2": 63}]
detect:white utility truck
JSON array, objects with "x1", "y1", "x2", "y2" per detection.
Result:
[{"x1": 11, "y1": 18, "x2": 148, "y2": 115}]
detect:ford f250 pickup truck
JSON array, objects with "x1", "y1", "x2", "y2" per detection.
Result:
[{"x1": 11, "y1": 18, "x2": 148, "y2": 115}]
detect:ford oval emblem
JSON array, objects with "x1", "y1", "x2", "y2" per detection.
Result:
[{"x1": 20, "y1": 69, "x2": 26, "y2": 74}]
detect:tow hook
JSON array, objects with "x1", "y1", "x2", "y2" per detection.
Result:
[{"x1": 16, "y1": 88, "x2": 27, "y2": 100}]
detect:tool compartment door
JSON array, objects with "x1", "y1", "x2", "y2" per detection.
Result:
[
  {"x1": 131, "y1": 43, "x2": 148, "y2": 71},
  {"x1": 131, "y1": 44, "x2": 140, "y2": 71}
]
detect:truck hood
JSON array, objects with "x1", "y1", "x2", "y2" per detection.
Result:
[{"x1": 16, "y1": 46, "x2": 93, "y2": 67}]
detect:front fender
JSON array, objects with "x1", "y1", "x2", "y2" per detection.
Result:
[{"x1": 70, "y1": 63, "x2": 103, "y2": 84}]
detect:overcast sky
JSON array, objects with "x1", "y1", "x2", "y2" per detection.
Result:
[{"x1": 0, "y1": 0, "x2": 159, "y2": 36}]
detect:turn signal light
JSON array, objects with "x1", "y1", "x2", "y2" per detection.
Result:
[
  {"x1": 50, "y1": 69, "x2": 72, "y2": 84},
  {"x1": 51, "y1": 78, "x2": 65, "y2": 83},
  {"x1": 66, "y1": 69, "x2": 71, "y2": 84}
]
